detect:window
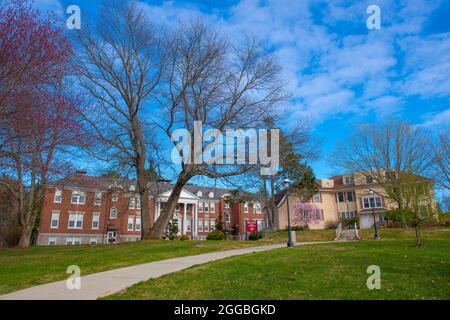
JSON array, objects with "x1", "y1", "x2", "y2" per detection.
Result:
[
  {"x1": 313, "y1": 193, "x2": 321, "y2": 203},
  {"x1": 366, "y1": 175, "x2": 373, "y2": 184},
  {"x1": 94, "y1": 192, "x2": 102, "y2": 205},
  {"x1": 112, "y1": 194, "x2": 118, "y2": 202},
  {"x1": 208, "y1": 192, "x2": 214, "y2": 198},
  {"x1": 186, "y1": 217, "x2": 191, "y2": 232},
  {"x1": 54, "y1": 189, "x2": 62, "y2": 203},
  {"x1": 346, "y1": 192, "x2": 354, "y2": 202},
  {"x1": 135, "y1": 217, "x2": 141, "y2": 231},
  {"x1": 210, "y1": 219, "x2": 215, "y2": 231},
  {"x1": 197, "y1": 191, "x2": 202, "y2": 197},
  {"x1": 186, "y1": 204, "x2": 191, "y2": 212},
  {"x1": 129, "y1": 194, "x2": 135, "y2": 209},
  {"x1": 66, "y1": 236, "x2": 82, "y2": 245},
  {"x1": 204, "y1": 203, "x2": 209, "y2": 213},
  {"x1": 68, "y1": 213, "x2": 84, "y2": 229},
  {"x1": 92, "y1": 213, "x2": 100, "y2": 229},
  {"x1": 198, "y1": 219, "x2": 203, "y2": 232},
  {"x1": 209, "y1": 203, "x2": 215, "y2": 213},
  {"x1": 90, "y1": 237, "x2": 98, "y2": 245},
  {"x1": 110, "y1": 207, "x2": 117, "y2": 219},
  {"x1": 224, "y1": 202, "x2": 230, "y2": 209},
  {"x1": 204, "y1": 220, "x2": 209, "y2": 232},
  {"x1": 343, "y1": 176, "x2": 354, "y2": 185},
  {"x1": 50, "y1": 212, "x2": 60, "y2": 228},
  {"x1": 48, "y1": 236, "x2": 57, "y2": 245},
  {"x1": 244, "y1": 202, "x2": 249, "y2": 212},
  {"x1": 254, "y1": 202, "x2": 262, "y2": 213},
  {"x1": 363, "y1": 196, "x2": 382, "y2": 209},
  {"x1": 198, "y1": 202, "x2": 203, "y2": 212},
  {"x1": 127, "y1": 216, "x2": 134, "y2": 231},
  {"x1": 71, "y1": 190, "x2": 86, "y2": 204},
  {"x1": 136, "y1": 195, "x2": 141, "y2": 210},
  {"x1": 225, "y1": 212, "x2": 231, "y2": 223},
  {"x1": 337, "y1": 192, "x2": 345, "y2": 203},
  {"x1": 175, "y1": 204, "x2": 180, "y2": 212}
]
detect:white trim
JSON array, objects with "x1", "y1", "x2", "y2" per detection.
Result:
[
  {"x1": 92, "y1": 213, "x2": 100, "y2": 229},
  {"x1": 68, "y1": 212, "x2": 84, "y2": 229},
  {"x1": 50, "y1": 211, "x2": 60, "y2": 229}
]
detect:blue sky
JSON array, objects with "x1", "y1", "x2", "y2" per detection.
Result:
[{"x1": 35, "y1": 0, "x2": 450, "y2": 179}]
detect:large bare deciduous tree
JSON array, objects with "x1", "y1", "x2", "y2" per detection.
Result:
[
  {"x1": 75, "y1": 1, "x2": 165, "y2": 239},
  {"x1": 333, "y1": 119, "x2": 434, "y2": 227},
  {"x1": 149, "y1": 22, "x2": 288, "y2": 238}
]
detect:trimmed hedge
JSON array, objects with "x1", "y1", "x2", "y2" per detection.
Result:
[{"x1": 206, "y1": 230, "x2": 225, "y2": 240}]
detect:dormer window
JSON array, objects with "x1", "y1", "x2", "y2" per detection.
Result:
[
  {"x1": 343, "y1": 176, "x2": 354, "y2": 185},
  {"x1": 112, "y1": 194, "x2": 118, "y2": 202},
  {"x1": 254, "y1": 202, "x2": 261, "y2": 213},
  {"x1": 243, "y1": 202, "x2": 248, "y2": 213},
  {"x1": 208, "y1": 192, "x2": 214, "y2": 198},
  {"x1": 224, "y1": 202, "x2": 230, "y2": 209},
  {"x1": 71, "y1": 190, "x2": 86, "y2": 204},
  {"x1": 366, "y1": 175, "x2": 373, "y2": 184},
  {"x1": 197, "y1": 191, "x2": 202, "y2": 197}
]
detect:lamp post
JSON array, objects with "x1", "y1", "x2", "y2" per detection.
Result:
[
  {"x1": 284, "y1": 179, "x2": 294, "y2": 247},
  {"x1": 369, "y1": 189, "x2": 379, "y2": 240}
]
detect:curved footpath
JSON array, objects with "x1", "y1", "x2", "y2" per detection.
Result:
[{"x1": 1, "y1": 241, "x2": 337, "y2": 300}]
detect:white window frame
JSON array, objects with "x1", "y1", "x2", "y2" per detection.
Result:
[
  {"x1": 343, "y1": 176, "x2": 354, "y2": 185},
  {"x1": 198, "y1": 219, "x2": 203, "y2": 232},
  {"x1": 94, "y1": 192, "x2": 102, "y2": 206},
  {"x1": 127, "y1": 216, "x2": 134, "y2": 231},
  {"x1": 243, "y1": 202, "x2": 249, "y2": 213},
  {"x1": 89, "y1": 237, "x2": 98, "y2": 245},
  {"x1": 110, "y1": 207, "x2": 117, "y2": 219},
  {"x1": 129, "y1": 194, "x2": 136, "y2": 209},
  {"x1": 208, "y1": 192, "x2": 214, "y2": 198},
  {"x1": 225, "y1": 212, "x2": 231, "y2": 223},
  {"x1": 337, "y1": 192, "x2": 345, "y2": 203},
  {"x1": 135, "y1": 217, "x2": 141, "y2": 231},
  {"x1": 136, "y1": 195, "x2": 141, "y2": 210},
  {"x1": 209, "y1": 219, "x2": 216, "y2": 231},
  {"x1": 50, "y1": 211, "x2": 60, "y2": 229},
  {"x1": 186, "y1": 217, "x2": 191, "y2": 232},
  {"x1": 254, "y1": 202, "x2": 262, "y2": 213},
  {"x1": 92, "y1": 213, "x2": 100, "y2": 229},
  {"x1": 68, "y1": 213, "x2": 84, "y2": 229},
  {"x1": 48, "y1": 236, "x2": 57, "y2": 245},
  {"x1": 71, "y1": 190, "x2": 86, "y2": 205},
  {"x1": 54, "y1": 189, "x2": 62, "y2": 203},
  {"x1": 224, "y1": 202, "x2": 230, "y2": 209},
  {"x1": 198, "y1": 202, "x2": 203, "y2": 212},
  {"x1": 209, "y1": 203, "x2": 215, "y2": 213},
  {"x1": 66, "y1": 236, "x2": 82, "y2": 245},
  {"x1": 313, "y1": 193, "x2": 321, "y2": 203},
  {"x1": 203, "y1": 203, "x2": 209, "y2": 213},
  {"x1": 112, "y1": 194, "x2": 118, "y2": 202},
  {"x1": 363, "y1": 196, "x2": 382, "y2": 209},
  {"x1": 197, "y1": 191, "x2": 202, "y2": 197},
  {"x1": 204, "y1": 220, "x2": 209, "y2": 232}
]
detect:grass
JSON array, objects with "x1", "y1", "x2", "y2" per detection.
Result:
[
  {"x1": 105, "y1": 227, "x2": 450, "y2": 300},
  {"x1": 0, "y1": 239, "x2": 275, "y2": 295}
]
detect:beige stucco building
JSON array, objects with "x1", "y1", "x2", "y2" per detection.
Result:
[{"x1": 275, "y1": 172, "x2": 428, "y2": 230}]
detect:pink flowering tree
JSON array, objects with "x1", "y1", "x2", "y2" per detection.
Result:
[{"x1": 293, "y1": 202, "x2": 323, "y2": 227}]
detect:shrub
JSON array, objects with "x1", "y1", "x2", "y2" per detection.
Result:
[
  {"x1": 292, "y1": 224, "x2": 309, "y2": 231},
  {"x1": 206, "y1": 230, "x2": 225, "y2": 240},
  {"x1": 248, "y1": 231, "x2": 264, "y2": 240},
  {"x1": 179, "y1": 235, "x2": 190, "y2": 241}
]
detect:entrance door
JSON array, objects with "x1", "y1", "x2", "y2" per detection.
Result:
[{"x1": 107, "y1": 231, "x2": 117, "y2": 244}]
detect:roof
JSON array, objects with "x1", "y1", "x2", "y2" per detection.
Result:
[{"x1": 50, "y1": 173, "x2": 248, "y2": 201}]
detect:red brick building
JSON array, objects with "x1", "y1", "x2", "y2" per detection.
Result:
[{"x1": 37, "y1": 172, "x2": 266, "y2": 245}]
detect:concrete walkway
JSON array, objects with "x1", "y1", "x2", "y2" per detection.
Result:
[{"x1": 0, "y1": 241, "x2": 335, "y2": 300}]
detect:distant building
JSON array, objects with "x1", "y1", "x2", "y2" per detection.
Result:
[
  {"x1": 275, "y1": 172, "x2": 435, "y2": 230},
  {"x1": 36, "y1": 172, "x2": 265, "y2": 245}
]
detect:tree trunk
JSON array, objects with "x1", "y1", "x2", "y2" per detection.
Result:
[
  {"x1": 147, "y1": 171, "x2": 191, "y2": 239},
  {"x1": 414, "y1": 224, "x2": 422, "y2": 247},
  {"x1": 17, "y1": 220, "x2": 33, "y2": 248},
  {"x1": 269, "y1": 175, "x2": 277, "y2": 231}
]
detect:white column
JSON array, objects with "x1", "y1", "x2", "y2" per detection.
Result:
[
  {"x1": 183, "y1": 207, "x2": 187, "y2": 235},
  {"x1": 194, "y1": 202, "x2": 198, "y2": 237}
]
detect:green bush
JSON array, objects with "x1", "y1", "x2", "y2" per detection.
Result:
[
  {"x1": 179, "y1": 235, "x2": 190, "y2": 241},
  {"x1": 206, "y1": 230, "x2": 225, "y2": 240},
  {"x1": 292, "y1": 224, "x2": 309, "y2": 231},
  {"x1": 248, "y1": 231, "x2": 264, "y2": 240}
]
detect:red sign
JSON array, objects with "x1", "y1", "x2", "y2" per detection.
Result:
[{"x1": 246, "y1": 221, "x2": 257, "y2": 233}]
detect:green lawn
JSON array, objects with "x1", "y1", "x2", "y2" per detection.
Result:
[
  {"x1": 105, "y1": 228, "x2": 450, "y2": 300},
  {"x1": 0, "y1": 239, "x2": 275, "y2": 295}
]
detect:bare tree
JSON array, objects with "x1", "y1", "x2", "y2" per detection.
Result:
[
  {"x1": 333, "y1": 119, "x2": 434, "y2": 227},
  {"x1": 75, "y1": 0, "x2": 165, "y2": 239},
  {"x1": 431, "y1": 126, "x2": 450, "y2": 191},
  {"x1": 149, "y1": 22, "x2": 288, "y2": 238}
]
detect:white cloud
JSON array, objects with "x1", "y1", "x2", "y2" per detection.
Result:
[{"x1": 419, "y1": 109, "x2": 450, "y2": 127}]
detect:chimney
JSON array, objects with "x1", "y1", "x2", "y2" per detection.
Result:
[{"x1": 75, "y1": 170, "x2": 87, "y2": 175}]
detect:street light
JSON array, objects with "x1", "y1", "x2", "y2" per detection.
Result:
[
  {"x1": 369, "y1": 189, "x2": 380, "y2": 240},
  {"x1": 283, "y1": 179, "x2": 294, "y2": 247}
]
